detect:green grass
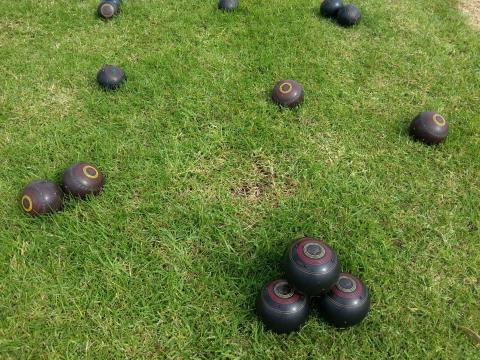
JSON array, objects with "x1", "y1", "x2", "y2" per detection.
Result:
[{"x1": 0, "y1": 0, "x2": 479, "y2": 358}]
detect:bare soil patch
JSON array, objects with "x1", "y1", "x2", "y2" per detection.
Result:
[{"x1": 460, "y1": 0, "x2": 480, "y2": 29}]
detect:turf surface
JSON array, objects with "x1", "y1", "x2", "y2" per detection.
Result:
[{"x1": 0, "y1": 0, "x2": 479, "y2": 358}]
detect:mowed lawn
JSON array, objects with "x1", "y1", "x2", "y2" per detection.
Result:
[{"x1": 0, "y1": 0, "x2": 479, "y2": 358}]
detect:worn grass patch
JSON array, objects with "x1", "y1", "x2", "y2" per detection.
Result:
[{"x1": 460, "y1": 0, "x2": 480, "y2": 29}]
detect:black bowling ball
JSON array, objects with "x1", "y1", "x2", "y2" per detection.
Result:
[
  {"x1": 96, "y1": 65, "x2": 126, "y2": 90},
  {"x1": 320, "y1": 0, "x2": 343, "y2": 18},
  {"x1": 284, "y1": 237, "x2": 340, "y2": 296},
  {"x1": 336, "y1": 4, "x2": 361, "y2": 27},
  {"x1": 218, "y1": 0, "x2": 238, "y2": 11},
  {"x1": 256, "y1": 279, "x2": 310, "y2": 334},
  {"x1": 410, "y1": 111, "x2": 449, "y2": 145},
  {"x1": 317, "y1": 273, "x2": 370, "y2": 327},
  {"x1": 97, "y1": 0, "x2": 121, "y2": 20}
]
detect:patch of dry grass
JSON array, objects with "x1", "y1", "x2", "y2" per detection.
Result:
[{"x1": 460, "y1": 0, "x2": 480, "y2": 28}]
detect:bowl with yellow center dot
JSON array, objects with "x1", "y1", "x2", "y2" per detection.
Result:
[
  {"x1": 410, "y1": 112, "x2": 449, "y2": 145},
  {"x1": 62, "y1": 162, "x2": 105, "y2": 198},
  {"x1": 20, "y1": 180, "x2": 64, "y2": 216},
  {"x1": 271, "y1": 80, "x2": 304, "y2": 108},
  {"x1": 97, "y1": 0, "x2": 121, "y2": 20}
]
